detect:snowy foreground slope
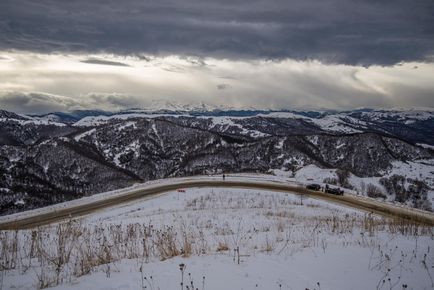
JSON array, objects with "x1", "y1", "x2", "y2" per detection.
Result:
[{"x1": 1, "y1": 185, "x2": 433, "y2": 289}]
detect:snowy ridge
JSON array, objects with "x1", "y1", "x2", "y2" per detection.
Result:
[
  {"x1": 0, "y1": 117, "x2": 66, "y2": 127},
  {"x1": 308, "y1": 115, "x2": 366, "y2": 133},
  {"x1": 417, "y1": 143, "x2": 434, "y2": 150},
  {"x1": 72, "y1": 113, "x2": 189, "y2": 127},
  {"x1": 257, "y1": 112, "x2": 309, "y2": 119},
  {"x1": 70, "y1": 109, "x2": 434, "y2": 135},
  {"x1": 359, "y1": 109, "x2": 434, "y2": 123}
]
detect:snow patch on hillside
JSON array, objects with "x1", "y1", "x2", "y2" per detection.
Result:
[
  {"x1": 205, "y1": 116, "x2": 269, "y2": 137},
  {"x1": 117, "y1": 121, "x2": 137, "y2": 131},
  {"x1": 381, "y1": 160, "x2": 434, "y2": 187},
  {"x1": 293, "y1": 164, "x2": 337, "y2": 182},
  {"x1": 309, "y1": 115, "x2": 365, "y2": 133},
  {"x1": 418, "y1": 143, "x2": 434, "y2": 150},
  {"x1": 284, "y1": 161, "x2": 434, "y2": 206},
  {"x1": 74, "y1": 128, "x2": 96, "y2": 141}
]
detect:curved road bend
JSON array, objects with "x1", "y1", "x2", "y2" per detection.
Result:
[{"x1": 0, "y1": 179, "x2": 433, "y2": 230}]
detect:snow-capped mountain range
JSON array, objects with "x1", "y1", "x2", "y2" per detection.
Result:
[
  {"x1": 1, "y1": 107, "x2": 434, "y2": 215},
  {"x1": 26, "y1": 105, "x2": 434, "y2": 145}
]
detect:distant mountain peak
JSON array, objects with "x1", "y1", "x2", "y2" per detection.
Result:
[{"x1": 135, "y1": 100, "x2": 225, "y2": 113}]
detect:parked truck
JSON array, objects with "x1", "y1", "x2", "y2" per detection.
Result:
[
  {"x1": 325, "y1": 186, "x2": 344, "y2": 196},
  {"x1": 306, "y1": 184, "x2": 321, "y2": 191}
]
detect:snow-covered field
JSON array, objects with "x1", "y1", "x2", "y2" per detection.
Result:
[{"x1": 1, "y1": 187, "x2": 433, "y2": 290}]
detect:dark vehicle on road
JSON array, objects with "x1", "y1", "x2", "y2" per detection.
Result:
[
  {"x1": 325, "y1": 187, "x2": 344, "y2": 196},
  {"x1": 306, "y1": 184, "x2": 321, "y2": 191}
]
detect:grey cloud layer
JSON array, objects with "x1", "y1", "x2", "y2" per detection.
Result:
[
  {"x1": 0, "y1": 92, "x2": 83, "y2": 114},
  {"x1": 80, "y1": 58, "x2": 130, "y2": 67},
  {"x1": 0, "y1": 92, "x2": 147, "y2": 114},
  {"x1": 1, "y1": 0, "x2": 433, "y2": 65}
]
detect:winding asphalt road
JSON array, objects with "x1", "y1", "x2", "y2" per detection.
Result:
[{"x1": 1, "y1": 179, "x2": 433, "y2": 230}]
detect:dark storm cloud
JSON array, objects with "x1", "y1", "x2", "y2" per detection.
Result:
[
  {"x1": 0, "y1": 91, "x2": 146, "y2": 114},
  {"x1": 80, "y1": 58, "x2": 130, "y2": 66},
  {"x1": 0, "y1": 91, "x2": 83, "y2": 114},
  {"x1": 86, "y1": 93, "x2": 144, "y2": 109},
  {"x1": 1, "y1": 0, "x2": 433, "y2": 65},
  {"x1": 217, "y1": 84, "x2": 230, "y2": 90}
]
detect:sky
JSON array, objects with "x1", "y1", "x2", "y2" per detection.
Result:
[{"x1": 0, "y1": 0, "x2": 433, "y2": 114}]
